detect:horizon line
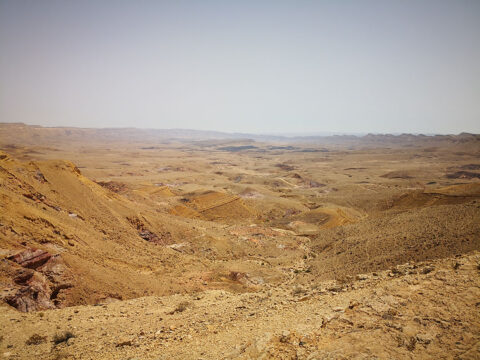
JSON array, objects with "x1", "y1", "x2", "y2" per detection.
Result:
[{"x1": 1, "y1": 122, "x2": 478, "y2": 138}]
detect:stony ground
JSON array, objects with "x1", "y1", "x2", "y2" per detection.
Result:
[
  {"x1": 1, "y1": 251, "x2": 479, "y2": 359},
  {"x1": 1, "y1": 124, "x2": 480, "y2": 359}
]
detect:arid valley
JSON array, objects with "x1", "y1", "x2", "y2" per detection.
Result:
[{"x1": 0, "y1": 123, "x2": 479, "y2": 359}]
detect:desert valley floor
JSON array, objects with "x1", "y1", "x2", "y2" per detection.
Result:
[{"x1": 0, "y1": 124, "x2": 479, "y2": 359}]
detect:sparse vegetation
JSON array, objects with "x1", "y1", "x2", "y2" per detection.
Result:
[
  {"x1": 26, "y1": 334, "x2": 47, "y2": 345},
  {"x1": 406, "y1": 336, "x2": 417, "y2": 351},
  {"x1": 53, "y1": 331, "x2": 75, "y2": 345},
  {"x1": 0, "y1": 124, "x2": 479, "y2": 359},
  {"x1": 169, "y1": 301, "x2": 191, "y2": 314},
  {"x1": 292, "y1": 285, "x2": 305, "y2": 296}
]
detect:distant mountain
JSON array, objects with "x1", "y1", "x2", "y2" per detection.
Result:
[{"x1": 0, "y1": 122, "x2": 478, "y2": 146}]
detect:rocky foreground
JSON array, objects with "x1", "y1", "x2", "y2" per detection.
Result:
[
  {"x1": 1, "y1": 251, "x2": 479, "y2": 359},
  {"x1": 1, "y1": 126, "x2": 480, "y2": 359}
]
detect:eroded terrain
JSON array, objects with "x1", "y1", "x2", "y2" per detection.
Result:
[{"x1": 0, "y1": 123, "x2": 479, "y2": 359}]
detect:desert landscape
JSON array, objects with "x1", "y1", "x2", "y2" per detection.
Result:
[
  {"x1": 0, "y1": 123, "x2": 479, "y2": 359},
  {"x1": 2, "y1": 0, "x2": 479, "y2": 358}
]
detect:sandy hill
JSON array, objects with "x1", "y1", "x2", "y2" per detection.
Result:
[{"x1": 0, "y1": 151, "x2": 217, "y2": 310}]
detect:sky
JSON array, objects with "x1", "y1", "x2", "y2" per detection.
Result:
[{"x1": 0, "y1": 0, "x2": 479, "y2": 134}]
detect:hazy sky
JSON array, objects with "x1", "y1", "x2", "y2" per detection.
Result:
[{"x1": 0, "y1": 0, "x2": 479, "y2": 134}]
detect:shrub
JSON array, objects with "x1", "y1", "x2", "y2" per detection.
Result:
[
  {"x1": 26, "y1": 334, "x2": 47, "y2": 345},
  {"x1": 53, "y1": 331, "x2": 75, "y2": 345},
  {"x1": 174, "y1": 301, "x2": 191, "y2": 313}
]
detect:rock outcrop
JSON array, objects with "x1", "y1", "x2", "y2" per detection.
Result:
[
  {"x1": 7, "y1": 270, "x2": 55, "y2": 312},
  {"x1": 3, "y1": 248, "x2": 71, "y2": 312},
  {"x1": 8, "y1": 249, "x2": 52, "y2": 269}
]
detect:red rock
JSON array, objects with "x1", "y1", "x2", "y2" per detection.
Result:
[
  {"x1": 9, "y1": 249, "x2": 52, "y2": 269},
  {"x1": 13, "y1": 269, "x2": 35, "y2": 285},
  {"x1": 39, "y1": 255, "x2": 67, "y2": 282},
  {"x1": 7, "y1": 272, "x2": 55, "y2": 312},
  {"x1": 4, "y1": 252, "x2": 73, "y2": 311}
]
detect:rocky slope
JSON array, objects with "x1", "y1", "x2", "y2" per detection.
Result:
[
  {"x1": 0, "y1": 151, "x2": 221, "y2": 309},
  {"x1": 1, "y1": 127, "x2": 480, "y2": 359},
  {"x1": 0, "y1": 251, "x2": 478, "y2": 359}
]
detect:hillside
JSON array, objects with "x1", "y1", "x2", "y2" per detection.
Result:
[{"x1": 0, "y1": 127, "x2": 479, "y2": 358}]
